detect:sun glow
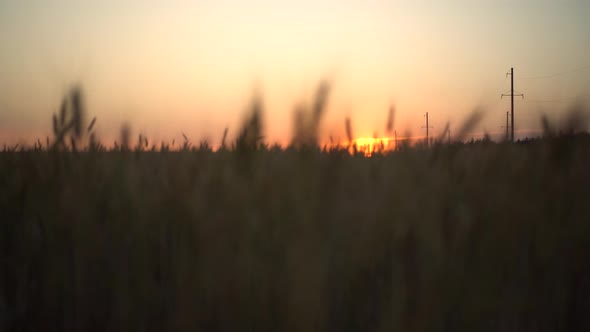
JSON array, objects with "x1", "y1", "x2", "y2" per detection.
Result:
[{"x1": 351, "y1": 137, "x2": 395, "y2": 157}]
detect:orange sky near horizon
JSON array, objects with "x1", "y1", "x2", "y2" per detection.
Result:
[{"x1": 1, "y1": 1, "x2": 589, "y2": 147}]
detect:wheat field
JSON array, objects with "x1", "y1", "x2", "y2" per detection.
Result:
[{"x1": 1, "y1": 86, "x2": 590, "y2": 331}]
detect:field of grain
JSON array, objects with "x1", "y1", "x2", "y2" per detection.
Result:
[
  {"x1": 1, "y1": 87, "x2": 590, "y2": 331},
  {"x1": 1, "y1": 132, "x2": 590, "y2": 331}
]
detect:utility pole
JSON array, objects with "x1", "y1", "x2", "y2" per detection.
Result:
[
  {"x1": 422, "y1": 112, "x2": 433, "y2": 146},
  {"x1": 394, "y1": 130, "x2": 397, "y2": 151},
  {"x1": 502, "y1": 67, "x2": 524, "y2": 142},
  {"x1": 506, "y1": 112, "x2": 514, "y2": 140},
  {"x1": 505, "y1": 111, "x2": 509, "y2": 140},
  {"x1": 448, "y1": 129, "x2": 451, "y2": 144},
  {"x1": 501, "y1": 111, "x2": 510, "y2": 141}
]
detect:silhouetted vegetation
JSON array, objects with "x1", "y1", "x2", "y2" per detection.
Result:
[{"x1": 1, "y1": 85, "x2": 590, "y2": 332}]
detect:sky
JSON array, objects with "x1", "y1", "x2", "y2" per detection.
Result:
[{"x1": 1, "y1": 0, "x2": 590, "y2": 146}]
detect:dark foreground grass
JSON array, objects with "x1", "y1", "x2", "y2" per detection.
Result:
[{"x1": 1, "y1": 136, "x2": 590, "y2": 332}]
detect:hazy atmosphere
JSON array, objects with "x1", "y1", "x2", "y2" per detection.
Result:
[{"x1": 1, "y1": 0, "x2": 589, "y2": 145}]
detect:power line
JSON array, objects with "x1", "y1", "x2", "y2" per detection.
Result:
[
  {"x1": 521, "y1": 100, "x2": 572, "y2": 104},
  {"x1": 519, "y1": 64, "x2": 590, "y2": 80},
  {"x1": 517, "y1": 93, "x2": 590, "y2": 103}
]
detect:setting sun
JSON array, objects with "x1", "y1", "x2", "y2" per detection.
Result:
[{"x1": 351, "y1": 137, "x2": 395, "y2": 156}]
